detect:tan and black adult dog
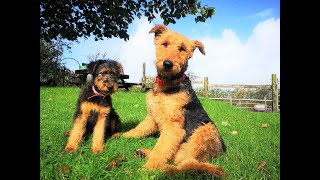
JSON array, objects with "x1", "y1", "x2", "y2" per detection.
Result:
[{"x1": 123, "y1": 25, "x2": 226, "y2": 177}]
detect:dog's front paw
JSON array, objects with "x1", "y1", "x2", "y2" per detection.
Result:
[
  {"x1": 122, "y1": 130, "x2": 146, "y2": 138},
  {"x1": 92, "y1": 145, "x2": 104, "y2": 154},
  {"x1": 64, "y1": 130, "x2": 71, "y2": 137},
  {"x1": 143, "y1": 160, "x2": 166, "y2": 171},
  {"x1": 64, "y1": 144, "x2": 77, "y2": 153},
  {"x1": 122, "y1": 131, "x2": 133, "y2": 138}
]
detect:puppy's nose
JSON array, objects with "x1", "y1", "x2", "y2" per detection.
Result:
[
  {"x1": 163, "y1": 60, "x2": 173, "y2": 69},
  {"x1": 107, "y1": 85, "x2": 113, "y2": 90}
]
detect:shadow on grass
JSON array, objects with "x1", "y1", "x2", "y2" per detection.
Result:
[
  {"x1": 121, "y1": 120, "x2": 141, "y2": 132},
  {"x1": 156, "y1": 172, "x2": 224, "y2": 180}
]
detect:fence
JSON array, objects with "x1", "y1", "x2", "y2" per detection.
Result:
[
  {"x1": 140, "y1": 62, "x2": 279, "y2": 112},
  {"x1": 192, "y1": 74, "x2": 279, "y2": 112}
]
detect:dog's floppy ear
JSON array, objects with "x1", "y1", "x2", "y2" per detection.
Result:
[
  {"x1": 86, "y1": 61, "x2": 99, "y2": 74},
  {"x1": 86, "y1": 61, "x2": 100, "y2": 85},
  {"x1": 193, "y1": 40, "x2": 206, "y2": 55},
  {"x1": 149, "y1": 25, "x2": 167, "y2": 37}
]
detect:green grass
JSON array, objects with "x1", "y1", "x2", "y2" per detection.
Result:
[{"x1": 40, "y1": 87, "x2": 280, "y2": 180}]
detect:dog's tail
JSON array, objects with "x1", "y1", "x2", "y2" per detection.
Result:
[{"x1": 165, "y1": 162, "x2": 226, "y2": 178}]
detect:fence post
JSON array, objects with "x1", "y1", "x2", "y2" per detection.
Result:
[
  {"x1": 204, "y1": 77, "x2": 208, "y2": 98},
  {"x1": 272, "y1": 74, "x2": 278, "y2": 112},
  {"x1": 229, "y1": 97, "x2": 233, "y2": 105},
  {"x1": 141, "y1": 62, "x2": 146, "y2": 91},
  {"x1": 278, "y1": 86, "x2": 280, "y2": 111},
  {"x1": 264, "y1": 96, "x2": 267, "y2": 110}
]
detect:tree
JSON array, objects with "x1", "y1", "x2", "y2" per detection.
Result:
[
  {"x1": 186, "y1": 71, "x2": 199, "y2": 82},
  {"x1": 40, "y1": 0, "x2": 215, "y2": 42},
  {"x1": 40, "y1": 38, "x2": 73, "y2": 86}
]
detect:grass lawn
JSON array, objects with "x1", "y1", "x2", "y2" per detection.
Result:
[{"x1": 40, "y1": 87, "x2": 280, "y2": 179}]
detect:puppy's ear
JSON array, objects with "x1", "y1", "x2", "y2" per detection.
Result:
[
  {"x1": 193, "y1": 40, "x2": 206, "y2": 55},
  {"x1": 116, "y1": 62, "x2": 124, "y2": 75},
  {"x1": 86, "y1": 61, "x2": 98, "y2": 74},
  {"x1": 149, "y1": 25, "x2": 167, "y2": 37}
]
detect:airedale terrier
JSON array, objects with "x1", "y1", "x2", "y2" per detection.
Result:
[
  {"x1": 122, "y1": 25, "x2": 226, "y2": 177},
  {"x1": 64, "y1": 59, "x2": 123, "y2": 154}
]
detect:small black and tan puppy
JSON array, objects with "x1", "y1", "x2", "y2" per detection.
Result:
[{"x1": 64, "y1": 59, "x2": 123, "y2": 154}]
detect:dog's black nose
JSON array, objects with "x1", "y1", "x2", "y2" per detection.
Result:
[
  {"x1": 163, "y1": 60, "x2": 173, "y2": 69},
  {"x1": 107, "y1": 85, "x2": 113, "y2": 90}
]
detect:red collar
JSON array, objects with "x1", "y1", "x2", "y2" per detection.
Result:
[
  {"x1": 87, "y1": 85, "x2": 106, "y2": 99},
  {"x1": 155, "y1": 74, "x2": 186, "y2": 86}
]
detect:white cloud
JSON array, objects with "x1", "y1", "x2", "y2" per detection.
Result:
[
  {"x1": 190, "y1": 18, "x2": 280, "y2": 85},
  {"x1": 115, "y1": 18, "x2": 156, "y2": 81}
]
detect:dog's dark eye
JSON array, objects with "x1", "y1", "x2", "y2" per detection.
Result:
[
  {"x1": 178, "y1": 46, "x2": 185, "y2": 52},
  {"x1": 162, "y1": 42, "x2": 168, "y2": 47}
]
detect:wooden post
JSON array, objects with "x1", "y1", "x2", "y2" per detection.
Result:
[
  {"x1": 141, "y1": 62, "x2": 146, "y2": 91},
  {"x1": 264, "y1": 96, "x2": 267, "y2": 110},
  {"x1": 278, "y1": 88, "x2": 280, "y2": 111},
  {"x1": 204, "y1": 77, "x2": 208, "y2": 98},
  {"x1": 272, "y1": 74, "x2": 278, "y2": 112},
  {"x1": 229, "y1": 97, "x2": 233, "y2": 105}
]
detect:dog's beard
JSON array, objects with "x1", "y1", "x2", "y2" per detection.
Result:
[
  {"x1": 94, "y1": 82, "x2": 117, "y2": 96},
  {"x1": 100, "y1": 85, "x2": 117, "y2": 95},
  {"x1": 156, "y1": 64, "x2": 188, "y2": 79}
]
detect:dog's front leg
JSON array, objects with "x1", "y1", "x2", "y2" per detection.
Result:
[
  {"x1": 143, "y1": 122, "x2": 186, "y2": 171},
  {"x1": 92, "y1": 110, "x2": 109, "y2": 154},
  {"x1": 64, "y1": 113, "x2": 88, "y2": 153},
  {"x1": 123, "y1": 114, "x2": 158, "y2": 138}
]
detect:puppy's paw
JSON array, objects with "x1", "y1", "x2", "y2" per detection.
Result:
[
  {"x1": 64, "y1": 130, "x2": 71, "y2": 137},
  {"x1": 92, "y1": 145, "x2": 104, "y2": 154},
  {"x1": 64, "y1": 145, "x2": 77, "y2": 153}
]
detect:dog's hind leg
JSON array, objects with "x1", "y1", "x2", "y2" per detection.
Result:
[
  {"x1": 109, "y1": 108, "x2": 122, "y2": 139},
  {"x1": 166, "y1": 162, "x2": 225, "y2": 177},
  {"x1": 165, "y1": 123, "x2": 226, "y2": 177}
]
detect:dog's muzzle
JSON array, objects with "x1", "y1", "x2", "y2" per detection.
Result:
[
  {"x1": 107, "y1": 85, "x2": 114, "y2": 90},
  {"x1": 163, "y1": 60, "x2": 173, "y2": 69}
]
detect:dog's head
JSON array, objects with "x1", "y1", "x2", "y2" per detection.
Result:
[
  {"x1": 149, "y1": 25, "x2": 205, "y2": 78},
  {"x1": 86, "y1": 59, "x2": 123, "y2": 95}
]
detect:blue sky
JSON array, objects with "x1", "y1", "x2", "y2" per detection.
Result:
[
  {"x1": 165, "y1": 0, "x2": 279, "y2": 42},
  {"x1": 63, "y1": 0, "x2": 280, "y2": 85}
]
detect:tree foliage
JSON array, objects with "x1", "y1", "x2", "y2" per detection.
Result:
[
  {"x1": 40, "y1": 38, "x2": 73, "y2": 86},
  {"x1": 40, "y1": 0, "x2": 215, "y2": 42}
]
